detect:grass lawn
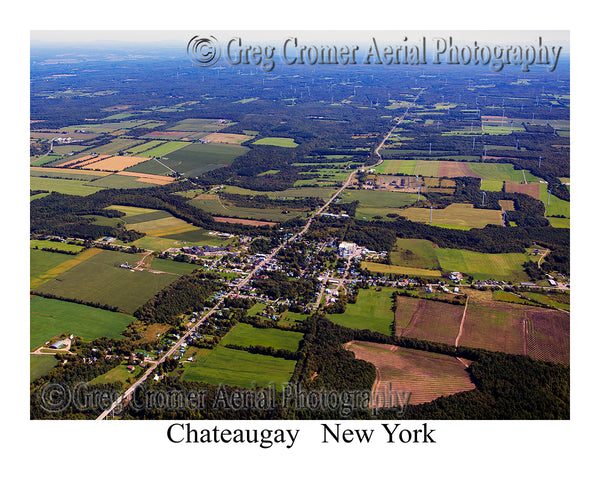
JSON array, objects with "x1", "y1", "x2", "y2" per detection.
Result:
[
  {"x1": 180, "y1": 346, "x2": 296, "y2": 390},
  {"x1": 327, "y1": 287, "x2": 396, "y2": 334},
  {"x1": 30, "y1": 296, "x2": 134, "y2": 350},
  {"x1": 252, "y1": 137, "x2": 298, "y2": 148},
  {"x1": 221, "y1": 323, "x2": 304, "y2": 351},
  {"x1": 30, "y1": 356, "x2": 59, "y2": 382},
  {"x1": 247, "y1": 302, "x2": 267, "y2": 316},
  {"x1": 88, "y1": 364, "x2": 142, "y2": 386}
]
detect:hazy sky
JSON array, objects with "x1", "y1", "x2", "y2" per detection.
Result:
[{"x1": 31, "y1": 30, "x2": 569, "y2": 48}]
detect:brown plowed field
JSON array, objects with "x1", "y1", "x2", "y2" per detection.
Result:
[
  {"x1": 438, "y1": 161, "x2": 476, "y2": 178},
  {"x1": 524, "y1": 309, "x2": 570, "y2": 364},
  {"x1": 394, "y1": 295, "x2": 569, "y2": 365},
  {"x1": 505, "y1": 181, "x2": 541, "y2": 199},
  {"x1": 395, "y1": 297, "x2": 464, "y2": 345},
  {"x1": 346, "y1": 341, "x2": 475, "y2": 406}
]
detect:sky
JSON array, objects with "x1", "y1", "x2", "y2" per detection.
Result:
[{"x1": 31, "y1": 30, "x2": 569, "y2": 49}]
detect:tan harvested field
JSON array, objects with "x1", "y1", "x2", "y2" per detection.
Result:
[
  {"x1": 203, "y1": 132, "x2": 253, "y2": 144},
  {"x1": 116, "y1": 171, "x2": 174, "y2": 185},
  {"x1": 213, "y1": 216, "x2": 277, "y2": 226},
  {"x1": 30, "y1": 166, "x2": 112, "y2": 176},
  {"x1": 81, "y1": 155, "x2": 150, "y2": 172},
  {"x1": 499, "y1": 200, "x2": 515, "y2": 211},
  {"x1": 505, "y1": 181, "x2": 541, "y2": 199},
  {"x1": 346, "y1": 341, "x2": 475, "y2": 406},
  {"x1": 395, "y1": 296, "x2": 465, "y2": 345},
  {"x1": 57, "y1": 154, "x2": 110, "y2": 168}
]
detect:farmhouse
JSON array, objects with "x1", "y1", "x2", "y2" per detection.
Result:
[{"x1": 50, "y1": 339, "x2": 66, "y2": 349}]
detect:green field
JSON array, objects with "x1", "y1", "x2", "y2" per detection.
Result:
[
  {"x1": 402, "y1": 203, "x2": 502, "y2": 228},
  {"x1": 31, "y1": 169, "x2": 104, "y2": 181},
  {"x1": 221, "y1": 323, "x2": 304, "y2": 351},
  {"x1": 30, "y1": 356, "x2": 60, "y2": 382},
  {"x1": 136, "y1": 141, "x2": 189, "y2": 158},
  {"x1": 148, "y1": 257, "x2": 199, "y2": 275},
  {"x1": 540, "y1": 184, "x2": 570, "y2": 218},
  {"x1": 188, "y1": 195, "x2": 304, "y2": 222},
  {"x1": 30, "y1": 249, "x2": 91, "y2": 289},
  {"x1": 87, "y1": 138, "x2": 144, "y2": 155},
  {"x1": 30, "y1": 296, "x2": 134, "y2": 350},
  {"x1": 378, "y1": 238, "x2": 530, "y2": 281},
  {"x1": 65, "y1": 120, "x2": 151, "y2": 133},
  {"x1": 221, "y1": 185, "x2": 337, "y2": 199},
  {"x1": 85, "y1": 174, "x2": 156, "y2": 189},
  {"x1": 30, "y1": 154, "x2": 63, "y2": 167},
  {"x1": 389, "y1": 238, "x2": 440, "y2": 270},
  {"x1": 167, "y1": 118, "x2": 226, "y2": 132},
  {"x1": 131, "y1": 236, "x2": 186, "y2": 252},
  {"x1": 548, "y1": 217, "x2": 570, "y2": 228},
  {"x1": 30, "y1": 176, "x2": 104, "y2": 196},
  {"x1": 361, "y1": 262, "x2": 442, "y2": 278},
  {"x1": 327, "y1": 287, "x2": 395, "y2": 334},
  {"x1": 252, "y1": 137, "x2": 298, "y2": 148},
  {"x1": 468, "y1": 163, "x2": 535, "y2": 182},
  {"x1": 436, "y1": 248, "x2": 529, "y2": 282},
  {"x1": 120, "y1": 209, "x2": 172, "y2": 224},
  {"x1": 126, "y1": 140, "x2": 164, "y2": 155},
  {"x1": 161, "y1": 143, "x2": 248, "y2": 177},
  {"x1": 124, "y1": 159, "x2": 172, "y2": 176},
  {"x1": 180, "y1": 346, "x2": 296, "y2": 390},
  {"x1": 31, "y1": 239, "x2": 85, "y2": 253},
  {"x1": 481, "y1": 179, "x2": 504, "y2": 191},
  {"x1": 339, "y1": 189, "x2": 419, "y2": 208},
  {"x1": 106, "y1": 205, "x2": 160, "y2": 217},
  {"x1": 33, "y1": 249, "x2": 180, "y2": 313}
]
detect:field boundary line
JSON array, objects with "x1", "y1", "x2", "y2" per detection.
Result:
[{"x1": 454, "y1": 296, "x2": 469, "y2": 348}]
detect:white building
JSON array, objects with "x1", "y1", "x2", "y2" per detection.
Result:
[{"x1": 338, "y1": 241, "x2": 357, "y2": 258}]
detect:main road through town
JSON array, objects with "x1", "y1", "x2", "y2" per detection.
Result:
[{"x1": 96, "y1": 90, "x2": 422, "y2": 420}]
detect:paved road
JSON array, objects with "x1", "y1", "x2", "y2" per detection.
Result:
[{"x1": 96, "y1": 91, "x2": 422, "y2": 420}]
